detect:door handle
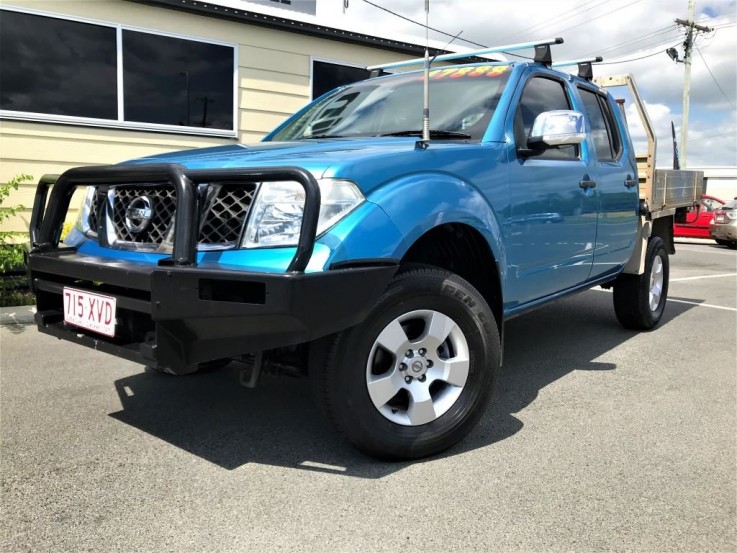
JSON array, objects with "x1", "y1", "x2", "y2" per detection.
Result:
[
  {"x1": 624, "y1": 179, "x2": 638, "y2": 188},
  {"x1": 579, "y1": 180, "x2": 597, "y2": 189}
]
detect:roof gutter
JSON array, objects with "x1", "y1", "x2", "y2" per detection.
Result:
[{"x1": 128, "y1": 0, "x2": 455, "y2": 57}]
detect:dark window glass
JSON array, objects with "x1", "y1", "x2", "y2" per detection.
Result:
[
  {"x1": 579, "y1": 87, "x2": 621, "y2": 161},
  {"x1": 312, "y1": 61, "x2": 371, "y2": 99},
  {"x1": 600, "y1": 95, "x2": 622, "y2": 158},
  {"x1": 123, "y1": 31, "x2": 234, "y2": 130},
  {"x1": 0, "y1": 11, "x2": 117, "y2": 119},
  {"x1": 515, "y1": 76, "x2": 576, "y2": 160}
]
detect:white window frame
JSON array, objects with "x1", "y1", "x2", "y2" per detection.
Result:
[{"x1": 0, "y1": 5, "x2": 239, "y2": 138}]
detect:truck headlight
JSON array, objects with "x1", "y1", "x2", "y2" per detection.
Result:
[
  {"x1": 75, "y1": 186, "x2": 97, "y2": 235},
  {"x1": 242, "y1": 179, "x2": 364, "y2": 248}
]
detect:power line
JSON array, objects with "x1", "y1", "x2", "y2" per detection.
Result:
[
  {"x1": 358, "y1": 0, "x2": 533, "y2": 59},
  {"x1": 553, "y1": 0, "x2": 644, "y2": 35},
  {"x1": 499, "y1": 0, "x2": 609, "y2": 42},
  {"x1": 696, "y1": 47, "x2": 737, "y2": 110},
  {"x1": 597, "y1": 42, "x2": 682, "y2": 64},
  {"x1": 359, "y1": 0, "x2": 483, "y2": 48},
  {"x1": 589, "y1": 24, "x2": 681, "y2": 58}
]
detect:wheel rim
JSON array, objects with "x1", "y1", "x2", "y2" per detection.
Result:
[
  {"x1": 365, "y1": 309, "x2": 469, "y2": 426},
  {"x1": 649, "y1": 255, "x2": 664, "y2": 311}
]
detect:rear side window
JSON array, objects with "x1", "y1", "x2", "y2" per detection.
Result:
[
  {"x1": 579, "y1": 87, "x2": 622, "y2": 161},
  {"x1": 514, "y1": 76, "x2": 577, "y2": 160}
]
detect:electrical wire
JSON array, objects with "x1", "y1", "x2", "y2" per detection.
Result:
[
  {"x1": 356, "y1": 0, "x2": 734, "y2": 69},
  {"x1": 597, "y1": 42, "x2": 683, "y2": 64},
  {"x1": 497, "y1": 0, "x2": 609, "y2": 43},
  {"x1": 359, "y1": 0, "x2": 485, "y2": 48},
  {"x1": 552, "y1": 0, "x2": 644, "y2": 35},
  {"x1": 589, "y1": 24, "x2": 681, "y2": 58},
  {"x1": 696, "y1": 47, "x2": 737, "y2": 110},
  {"x1": 358, "y1": 0, "x2": 533, "y2": 59}
]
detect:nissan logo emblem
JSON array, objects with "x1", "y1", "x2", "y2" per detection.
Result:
[{"x1": 124, "y1": 196, "x2": 154, "y2": 233}]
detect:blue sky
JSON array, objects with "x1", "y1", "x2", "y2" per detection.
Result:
[{"x1": 232, "y1": 0, "x2": 737, "y2": 168}]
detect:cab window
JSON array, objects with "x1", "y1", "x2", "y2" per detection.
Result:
[
  {"x1": 579, "y1": 87, "x2": 622, "y2": 161},
  {"x1": 514, "y1": 76, "x2": 577, "y2": 160}
]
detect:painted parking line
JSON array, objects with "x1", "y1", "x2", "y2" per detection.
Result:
[
  {"x1": 670, "y1": 273, "x2": 737, "y2": 282},
  {"x1": 667, "y1": 298, "x2": 737, "y2": 312},
  {"x1": 676, "y1": 245, "x2": 737, "y2": 256},
  {"x1": 595, "y1": 287, "x2": 737, "y2": 312}
]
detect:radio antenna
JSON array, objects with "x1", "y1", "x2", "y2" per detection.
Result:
[{"x1": 421, "y1": 0, "x2": 430, "y2": 146}]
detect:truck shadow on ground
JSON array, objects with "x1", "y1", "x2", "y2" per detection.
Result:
[{"x1": 109, "y1": 289, "x2": 696, "y2": 478}]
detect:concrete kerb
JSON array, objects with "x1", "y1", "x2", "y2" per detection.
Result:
[{"x1": 0, "y1": 305, "x2": 36, "y2": 326}]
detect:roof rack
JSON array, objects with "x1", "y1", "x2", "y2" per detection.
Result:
[
  {"x1": 551, "y1": 57, "x2": 603, "y2": 81},
  {"x1": 366, "y1": 37, "x2": 564, "y2": 72}
]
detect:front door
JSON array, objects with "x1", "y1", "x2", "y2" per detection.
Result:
[{"x1": 505, "y1": 73, "x2": 598, "y2": 309}]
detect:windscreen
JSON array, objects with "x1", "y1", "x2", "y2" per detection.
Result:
[{"x1": 269, "y1": 64, "x2": 512, "y2": 142}]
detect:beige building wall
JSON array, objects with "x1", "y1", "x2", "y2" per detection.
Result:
[{"x1": 0, "y1": 0, "x2": 411, "y2": 235}]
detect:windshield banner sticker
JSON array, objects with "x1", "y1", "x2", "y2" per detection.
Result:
[{"x1": 429, "y1": 65, "x2": 510, "y2": 80}]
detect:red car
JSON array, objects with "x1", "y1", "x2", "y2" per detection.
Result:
[{"x1": 674, "y1": 195, "x2": 725, "y2": 239}]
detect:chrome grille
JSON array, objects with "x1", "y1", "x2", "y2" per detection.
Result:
[
  {"x1": 113, "y1": 186, "x2": 176, "y2": 244},
  {"x1": 85, "y1": 183, "x2": 257, "y2": 250},
  {"x1": 199, "y1": 186, "x2": 256, "y2": 245}
]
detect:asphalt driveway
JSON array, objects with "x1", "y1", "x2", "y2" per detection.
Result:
[{"x1": 1, "y1": 241, "x2": 735, "y2": 552}]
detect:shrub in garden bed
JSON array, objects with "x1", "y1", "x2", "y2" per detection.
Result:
[{"x1": 1, "y1": 174, "x2": 34, "y2": 307}]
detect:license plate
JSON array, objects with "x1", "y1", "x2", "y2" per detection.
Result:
[
  {"x1": 715, "y1": 214, "x2": 726, "y2": 223},
  {"x1": 63, "y1": 287, "x2": 116, "y2": 337}
]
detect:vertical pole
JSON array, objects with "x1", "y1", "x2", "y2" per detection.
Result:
[
  {"x1": 680, "y1": 0, "x2": 695, "y2": 168},
  {"x1": 422, "y1": 0, "x2": 430, "y2": 144}
]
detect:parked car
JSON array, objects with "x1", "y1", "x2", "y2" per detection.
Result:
[
  {"x1": 674, "y1": 195, "x2": 724, "y2": 239},
  {"x1": 709, "y1": 199, "x2": 737, "y2": 249}
]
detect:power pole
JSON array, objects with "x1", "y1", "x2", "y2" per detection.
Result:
[{"x1": 675, "y1": 0, "x2": 713, "y2": 167}]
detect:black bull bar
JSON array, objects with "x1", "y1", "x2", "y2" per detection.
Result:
[
  {"x1": 30, "y1": 163, "x2": 320, "y2": 272},
  {"x1": 25, "y1": 164, "x2": 397, "y2": 372}
]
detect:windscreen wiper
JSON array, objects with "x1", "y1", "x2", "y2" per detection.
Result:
[
  {"x1": 380, "y1": 130, "x2": 471, "y2": 139},
  {"x1": 302, "y1": 134, "x2": 348, "y2": 139}
]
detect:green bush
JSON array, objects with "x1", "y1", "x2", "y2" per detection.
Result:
[{"x1": 1, "y1": 174, "x2": 35, "y2": 307}]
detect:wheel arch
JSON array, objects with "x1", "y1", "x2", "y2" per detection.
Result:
[{"x1": 401, "y1": 223, "x2": 503, "y2": 338}]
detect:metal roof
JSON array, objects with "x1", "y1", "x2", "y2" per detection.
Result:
[{"x1": 131, "y1": 0, "x2": 460, "y2": 57}]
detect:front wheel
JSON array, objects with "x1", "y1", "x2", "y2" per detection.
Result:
[
  {"x1": 316, "y1": 266, "x2": 500, "y2": 460},
  {"x1": 613, "y1": 236, "x2": 669, "y2": 330}
]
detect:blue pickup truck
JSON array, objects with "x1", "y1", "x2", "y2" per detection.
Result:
[{"x1": 27, "y1": 45, "x2": 702, "y2": 460}]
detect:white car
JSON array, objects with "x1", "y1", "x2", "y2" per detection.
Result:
[{"x1": 709, "y1": 199, "x2": 737, "y2": 249}]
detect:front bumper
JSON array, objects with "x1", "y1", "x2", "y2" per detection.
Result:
[
  {"x1": 27, "y1": 163, "x2": 397, "y2": 372},
  {"x1": 29, "y1": 250, "x2": 396, "y2": 372}
]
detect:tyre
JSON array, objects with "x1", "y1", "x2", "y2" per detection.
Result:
[
  {"x1": 613, "y1": 236, "x2": 669, "y2": 330},
  {"x1": 317, "y1": 266, "x2": 500, "y2": 460},
  {"x1": 714, "y1": 239, "x2": 730, "y2": 246}
]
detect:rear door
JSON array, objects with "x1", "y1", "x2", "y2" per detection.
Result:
[{"x1": 577, "y1": 86, "x2": 638, "y2": 280}]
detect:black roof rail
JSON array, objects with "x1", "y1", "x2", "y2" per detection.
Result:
[{"x1": 552, "y1": 57, "x2": 604, "y2": 81}]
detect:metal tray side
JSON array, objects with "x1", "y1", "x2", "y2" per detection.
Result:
[{"x1": 652, "y1": 169, "x2": 704, "y2": 210}]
